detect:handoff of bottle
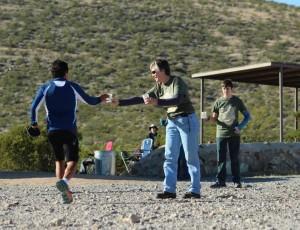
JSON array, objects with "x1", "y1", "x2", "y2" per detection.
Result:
[{"x1": 94, "y1": 151, "x2": 116, "y2": 176}]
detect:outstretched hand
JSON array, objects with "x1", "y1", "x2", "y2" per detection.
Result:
[
  {"x1": 144, "y1": 97, "x2": 158, "y2": 106},
  {"x1": 107, "y1": 98, "x2": 119, "y2": 106},
  {"x1": 99, "y1": 94, "x2": 109, "y2": 102}
]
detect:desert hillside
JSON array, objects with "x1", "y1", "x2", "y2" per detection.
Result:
[{"x1": 0, "y1": 0, "x2": 299, "y2": 147}]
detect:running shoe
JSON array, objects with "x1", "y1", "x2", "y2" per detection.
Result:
[
  {"x1": 60, "y1": 192, "x2": 73, "y2": 204},
  {"x1": 56, "y1": 180, "x2": 73, "y2": 204}
]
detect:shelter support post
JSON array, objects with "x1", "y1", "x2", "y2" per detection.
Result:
[
  {"x1": 279, "y1": 67, "x2": 283, "y2": 142},
  {"x1": 200, "y1": 78, "x2": 204, "y2": 144},
  {"x1": 295, "y1": 88, "x2": 298, "y2": 130}
]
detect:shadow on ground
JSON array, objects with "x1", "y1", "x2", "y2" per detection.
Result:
[
  {"x1": 0, "y1": 171, "x2": 161, "y2": 182},
  {"x1": 0, "y1": 171, "x2": 294, "y2": 184}
]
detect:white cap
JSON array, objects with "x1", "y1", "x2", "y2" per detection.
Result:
[{"x1": 149, "y1": 124, "x2": 158, "y2": 130}]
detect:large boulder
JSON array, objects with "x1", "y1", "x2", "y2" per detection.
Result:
[{"x1": 128, "y1": 142, "x2": 300, "y2": 177}]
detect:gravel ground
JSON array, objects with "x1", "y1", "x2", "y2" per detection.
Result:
[{"x1": 0, "y1": 172, "x2": 300, "y2": 229}]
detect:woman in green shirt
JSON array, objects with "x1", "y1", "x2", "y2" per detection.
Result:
[{"x1": 109, "y1": 59, "x2": 201, "y2": 199}]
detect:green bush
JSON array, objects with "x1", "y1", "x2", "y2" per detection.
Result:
[
  {"x1": 0, "y1": 125, "x2": 55, "y2": 171},
  {"x1": 285, "y1": 112, "x2": 300, "y2": 142},
  {"x1": 0, "y1": 124, "x2": 129, "y2": 174}
]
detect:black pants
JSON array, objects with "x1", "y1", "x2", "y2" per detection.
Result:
[
  {"x1": 216, "y1": 136, "x2": 240, "y2": 183},
  {"x1": 48, "y1": 130, "x2": 79, "y2": 162}
]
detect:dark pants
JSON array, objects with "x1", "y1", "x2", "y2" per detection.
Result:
[
  {"x1": 48, "y1": 130, "x2": 79, "y2": 162},
  {"x1": 216, "y1": 136, "x2": 240, "y2": 183},
  {"x1": 177, "y1": 146, "x2": 190, "y2": 180}
]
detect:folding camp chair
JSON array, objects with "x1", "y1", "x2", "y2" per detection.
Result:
[
  {"x1": 119, "y1": 138, "x2": 153, "y2": 175},
  {"x1": 140, "y1": 138, "x2": 153, "y2": 157}
]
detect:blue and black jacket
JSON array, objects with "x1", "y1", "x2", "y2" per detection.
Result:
[{"x1": 30, "y1": 77, "x2": 101, "y2": 131}]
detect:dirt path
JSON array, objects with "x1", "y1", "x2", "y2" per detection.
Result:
[
  {"x1": 0, "y1": 171, "x2": 159, "y2": 187},
  {"x1": 1, "y1": 171, "x2": 300, "y2": 229}
]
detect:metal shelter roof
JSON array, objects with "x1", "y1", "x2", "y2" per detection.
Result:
[
  {"x1": 191, "y1": 62, "x2": 300, "y2": 87},
  {"x1": 191, "y1": 62, "x2": 300, "y2": 143}
]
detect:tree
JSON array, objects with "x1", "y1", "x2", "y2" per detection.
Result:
[{"x1": 242, "y1": 107, "x2": 279, "y2": 142}]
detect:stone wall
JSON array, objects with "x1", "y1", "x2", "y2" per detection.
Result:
[{"x1": 129, "y1": 142, "x2": 300, "y2": 177}]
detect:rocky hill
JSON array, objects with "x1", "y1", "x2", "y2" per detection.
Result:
[{"x1": 0, "y1": 0, "x2": 299, "y2": 148}]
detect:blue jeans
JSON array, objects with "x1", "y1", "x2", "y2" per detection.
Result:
[
  {"x1": 164, "y1": 113, "x2": 201, "y2": 194},
  {"x1": 216, "y1": 136, "x2": 241, "y2": 183}
]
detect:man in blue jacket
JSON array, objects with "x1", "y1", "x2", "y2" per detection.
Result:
[{"x1": 30, "y1": 60, "x2": 108, "y2": 204}]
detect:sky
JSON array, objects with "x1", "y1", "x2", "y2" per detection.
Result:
[{"x1": 269, "y1": 0, "x2": 300, "y2": 6}]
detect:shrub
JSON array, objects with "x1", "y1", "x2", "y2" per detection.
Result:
[{"x1": 0, "y1": 125, "x2": 55, "y2": 171}]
